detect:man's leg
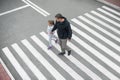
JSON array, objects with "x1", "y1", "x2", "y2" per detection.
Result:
[
  {"x1": 58, "y1": 39, "x2": 65, "y2": 55},
  {"x1": 62, "y1": 39, "x2": 71, "y2": 56}
]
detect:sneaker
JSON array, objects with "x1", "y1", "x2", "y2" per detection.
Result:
[
  {"x1": 68, "y1": 50, "x2": 71, "y2": 56},
  {"x1": 48, "y1": 46, "x2": 52, "y2": 50},
  {"x1": 58, "y1": 52, "x2": 65, "y2": 55}
]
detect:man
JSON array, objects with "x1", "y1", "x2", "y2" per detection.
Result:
[{"x1": 52, "y1": 13, "x2": 72, "y2": 56}]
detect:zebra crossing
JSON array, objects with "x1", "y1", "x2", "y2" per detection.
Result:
[{"x1": 1, "y1": 6, "x2": 120, "y2": 80}]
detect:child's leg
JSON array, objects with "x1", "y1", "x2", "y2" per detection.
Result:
[
  {"x1": 48, "y1": 35, "x2": 52, "y2": 47},
  {"x1": 52, "y1": 35, "x2": 58, "y2": 43}
]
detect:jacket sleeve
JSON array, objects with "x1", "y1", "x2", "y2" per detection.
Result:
[
  {"x1": 52, "y1": 24, "x2": 57, "y2": 32},
  {"x1": 67, "y1": 22, "x2": 72, "y2": 39}
]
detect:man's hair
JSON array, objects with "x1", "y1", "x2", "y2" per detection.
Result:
[
  {"x1": 48, "y1": 20, "x2": 54, "y2": 25},
  {"x1": 55, "y1": 13, "x2": 64, "y2": 18}
]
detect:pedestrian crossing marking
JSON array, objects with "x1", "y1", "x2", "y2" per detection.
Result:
[
  {"x1": 1, "y1": 5, "x2": 120, "y2": 80},
  {"x1": 21, "y1": 39, "x2": 66, "y2": 80},
  {"x1": 78, "y1": 16, "x2": 120, "y2": 52},
  {"x1": 84, "y1": 13, "x2": 120, "y2": 35},
  {"x1": 72, "y1": 18, "x2": 120, "y2": 56},
  {"x1": 2, "y1": 47, "x2": 31, "y2": 80},
  {"x1": 97, "y1": 8, "x2": 120, "y2": 21},
  {"x1": 72, "y1": 25, "x2": 120, "y2": 80},
  {"x1": 72, "y1": 33, "x2": 120, "y2": 75},
  {"x1": 79, "y1": 16, "x2": 120, "y2": 43},
  {"x1": 91, "y1": 11, "x2": 120, "y2": 28},
  {"x1": 31, "y1": 35, "x2": 84, "y2": 80},
  {"x1": 102, "y1": 6, "x2": 120, "y2": 16},
  {"x1": 40, "y1": 31, "x2": 103, "y2": 80},
  {"x1": 70, "y1": 24, "x2": 120, "y2": 63},
  {"x1": 11, "y1": 43, "x2": 47, "y2": 80}
]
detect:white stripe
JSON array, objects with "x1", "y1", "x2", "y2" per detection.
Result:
[
  {"x1": 22, "y1": 0, "x2": 50, "y2": 17},
  {"x1": 40, "y1": 31, "x2": 102, "y2": 80},
  {"x1": 97, "y1": 8, "x2": 120, "y2": 21},
  {"x1": 84, "y1": 13, "x2": 120, "y2": 35},
  {"x1": 11, "y1": 43, "x2": 47, "y2": 80},
  {"x1": 72, "y1": 18, "x2": 120, "y2": 62},
  {"x1": 102, "y1": 6, "x2": 120, "y2": 16},
  {"x1": 0, "y1": 58, "x2": 15, "y2": 80},
  {"x1": 72, "y1": 33, "x2": 120, "y2": 75},
  {"x1": 26, "y1": 0, "x2": 50, "y2": 15},
  {"x1": 22, "y1": 0, "x2": 47, "y2": 16},
  {"x1": 21, "y1": 39, "x2": 65, "y2": 80},
  {"x1": 0, "y1": 5, "x2": 29, "y2": 16},
  {"x1": 71, "y1": 23, "x2": 120, "y2": 73},
  {"x1": 2, "y1": 47, "x2": 31, "y2": 80},
  {"x1": 70, "y1": 25, "x2": 120, "y2": 80},
  {"x1": 31, "y1": 35, "x2": 84, "y2": 80},
  {"x1": 91, "y1": 11, "x2": 120, "y2": 28},
  {"x1": 79, "y1": 16, "x2": 120, "y2": 43}
]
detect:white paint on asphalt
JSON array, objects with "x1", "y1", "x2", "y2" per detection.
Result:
[
  {"x1": 70, "y1": 25, "x2": 120, "y2": 80},
  {"x1": 70, "y1": 23, "x2": 120, "y2": 73},
  {"x1": 97, "y1": 8, "x2": 120, "y2": 21},
  {"x1": 102, "y1": 6, "x2": 120, "y2": 16},
  {"x1": 21, "y1": 39, "x2": 66, "y2": 80},
  {"x1": 11, "y1": 43, "x2": 47, "y2": 80},
  {"x1": 0, "y1": 5, "x2": 29, "y2": 16},
  {"x1": 2, "y1": 47, "x2": 31, "y2": 80},
  {"x1": 91, "y1": 11, "x2": 120, "y2": 28},
  {"x1": 31, "y1": 35, "x2": 84, "y2": 80},
  {"x1": 72, "y1": 18, "x2": 120, "y2": 62},
  {"x1": 40, "y1": 31, "x2": 102, "y2": 80},
  {"x1": 84, "y1": 13, "x2": 120, "y2": 35},
  {"x1": 79, "y1": 16, "x2": 120, "y2": 43},
  {"x1": 72, "y1": 33, "x2": 120, "y2": 77},
  {"x1": 22, "y1": 0, "x2": 50, "y2": 17}
]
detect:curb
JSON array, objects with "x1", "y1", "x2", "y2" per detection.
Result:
[
  {"x1": 97, "y1": 0, "x2": 120, "y2": 10},
  {"x1": 0, "y1": 58, "x2": 15, "y2": 80}
]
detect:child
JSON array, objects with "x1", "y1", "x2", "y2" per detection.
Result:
[{"x1": 47, "y1": 20, "x2": 58, "y2": 49}]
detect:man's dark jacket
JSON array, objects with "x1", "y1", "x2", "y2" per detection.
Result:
[{"x1": 52, "y1": 17, "x2": 72, "y2": 39}]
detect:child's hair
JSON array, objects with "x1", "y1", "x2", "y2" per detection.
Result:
[{"x1": 48, "y1": 20, "x2": 54, "y2": 25}]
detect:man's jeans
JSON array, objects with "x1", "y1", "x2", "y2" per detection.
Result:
[{"x1": 59, "y1": 39, "x2": 71, "y2": 53}]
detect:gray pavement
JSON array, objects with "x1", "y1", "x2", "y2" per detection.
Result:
[{"x1": 0, "y1": 0, "x2": 120, "y2": 80}]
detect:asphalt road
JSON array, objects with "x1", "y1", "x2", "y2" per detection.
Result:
[
  {"x1": 0, "y1": 0, "x2": 103, "y2": 47},
  {"x1": 0, "y1": 0, "x2": 120, "y2": 80}
]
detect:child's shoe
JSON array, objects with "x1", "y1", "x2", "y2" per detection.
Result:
[{"x1": 48, "y1": 46, "x2": 52, "y2": 50}]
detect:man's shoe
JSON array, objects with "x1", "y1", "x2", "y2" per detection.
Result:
[
  {"x1": 68, "y1": 50, "x2": 71, "y2": 56},
  {"x1": 58, "y1": 52, "x2": 65, "y2": 55}
]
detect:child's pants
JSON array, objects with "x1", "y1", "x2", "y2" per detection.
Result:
[{"x1": 48, "y1": 34, "x2": 57, "y2": 46}]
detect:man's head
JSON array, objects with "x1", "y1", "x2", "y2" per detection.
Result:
[{"x1": 55, "y1": 13, "x2": 64, "y2": 22}]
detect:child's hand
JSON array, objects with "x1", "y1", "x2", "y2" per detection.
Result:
[{"x1": 51, "y1": 32, "x2": 53, "y2": 34}]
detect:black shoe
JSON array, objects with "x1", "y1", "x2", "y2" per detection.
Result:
[
  {"x1": 58, "y1": 52, "x2": 65, "y2": 55},
  {"x1": 68, "y1": 50, "x2": 71, "y2": 56}
]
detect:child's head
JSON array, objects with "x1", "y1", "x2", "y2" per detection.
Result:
[{"x1": 48, "y1": 20, "x2": 54, "y2": 26}]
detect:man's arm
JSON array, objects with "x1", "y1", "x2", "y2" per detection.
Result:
[
  {"x1": 52, "y1": 24, "x2": 57, "y2": 32},
  {"x1": 67, "y1": 22, "x2": 72, "y2": 39}
]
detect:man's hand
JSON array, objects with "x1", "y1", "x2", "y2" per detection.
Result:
[{"x1": 67, "y1": 38, "x2": 71, "y2": 41}]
